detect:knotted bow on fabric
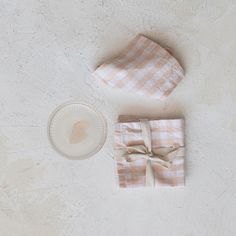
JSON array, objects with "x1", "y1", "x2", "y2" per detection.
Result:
[{"x1": 124, "y1": 119, "x2": 181, "y2": 186}]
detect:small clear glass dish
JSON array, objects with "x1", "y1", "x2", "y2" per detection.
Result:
[{"x1": 48, "y1": 102, "x2": 107, "y2": 160}]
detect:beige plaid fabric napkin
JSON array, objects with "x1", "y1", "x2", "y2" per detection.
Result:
[
  {"x1": 93, "y1": 35, "x2": 184, "y2": 100},
  {"x1": 114, "y1": 116, "x2": 185, "y2": 188}
]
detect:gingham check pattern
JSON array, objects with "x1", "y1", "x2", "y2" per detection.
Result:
[
  {"x1": 115, "y1": 118, "x2": 185, "y2": 188},
  {"x1": 93, "y1": 35, "x2": 184, "y2": 100}
]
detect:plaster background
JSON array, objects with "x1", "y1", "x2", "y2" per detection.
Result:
[{"x1": 1, "y1": 0, "x2": 236, "y2": 235}]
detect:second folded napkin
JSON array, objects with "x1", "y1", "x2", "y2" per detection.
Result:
[
  {"x1": 93, "y1": 35, "x2": 184, "y2": 100},
  {"x1": 114, "y1": 116, "x2": 185, "y2": 188}
]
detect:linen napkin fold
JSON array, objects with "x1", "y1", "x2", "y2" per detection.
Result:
[
  {"x1": 114, "y1": 116, "x2": 185, "y2": 188},
  {"x1": 93, "y1": 35, "x2": 184, "y2": 100}
]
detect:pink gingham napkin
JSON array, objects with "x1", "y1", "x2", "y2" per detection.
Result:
[
  {"x1": 93, "y1": 35, "x2": 184, "y2": 100},
  {"x1": 114, "y1": 116, "x2": 185, "y2": 188}
]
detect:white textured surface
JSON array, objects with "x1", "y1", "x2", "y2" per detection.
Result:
[{"x1": 1, "y1": 0, "x2": 236, "y2": 235}]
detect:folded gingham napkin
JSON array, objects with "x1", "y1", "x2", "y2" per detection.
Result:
[
  {"x1": 114, "y1": 116, "x2": 185, "y2": 188},
  {"x1": 93, "y1": 35, "x2": 184, "y2": 100}
]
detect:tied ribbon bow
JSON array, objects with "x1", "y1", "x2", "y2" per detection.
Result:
[{"x1": 124, "y1": 119, "x2": 181, "y2": 186}]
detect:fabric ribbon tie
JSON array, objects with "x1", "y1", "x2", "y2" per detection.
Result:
[{"x1": 124, "y1": 119, "x2": 181, "y2": 186}]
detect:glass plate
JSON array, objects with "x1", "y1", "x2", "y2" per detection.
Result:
[{"x1": 48, "y1": 102, "x2": 107, "y2": 159}]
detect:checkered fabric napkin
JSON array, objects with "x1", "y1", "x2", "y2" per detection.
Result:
[
  {"x1": 114, "y1": 117, "x2": 185, "y2": 188},
  {"x1": 93, "y1": 35, "x2": 184, "y2": 100}
]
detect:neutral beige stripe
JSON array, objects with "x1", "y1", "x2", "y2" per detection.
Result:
[
  {"x1": 148, "y1": 61, "x2": 182, "y2": 97},
  {"x1": 102, "y1": 36, "x2": 150, "y2": 83},
  {"x1": 148, "y1": 68, "x2": 173, "y2": 96},
  {"x1": 108, "y1": 38, "x2": 153, "y2": 87},
  {"x1": 115, "y1": 43, "x2": 161, "y2": 89},
  {"x1": 118, "y1": 35, "x2": 146, "y2": 57},
  {"x1": 94, "y1": 35, "x2": 143, "y2": 73},
  {"x1": 123, "y1": 139, "x2": 184, "y2": 148},
  {"x1": 160, "y1": 75, "x2": 183, "y2": 99},
  {"x1": 130, "y1": 52, "x2": 170, "y2": 93}
]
